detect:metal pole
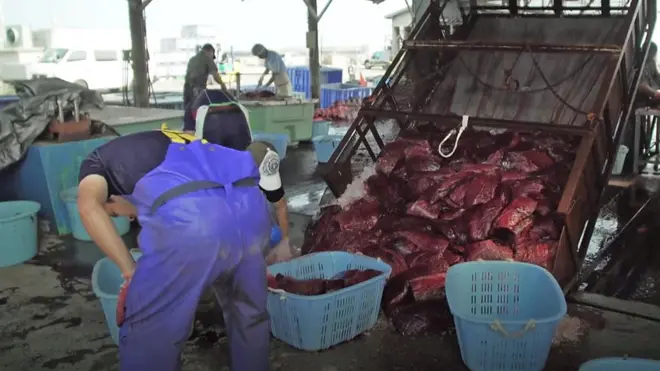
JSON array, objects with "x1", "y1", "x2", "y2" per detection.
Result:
[
  {"x1": 307, "y1": 0, "x2": 321, "y2": 101},
  {"x1": 403, "y1": 39, "x2": 623, "y2": 54},
  {"x1": 128, "y1": 0, "x2": 150, "y2": 107}
]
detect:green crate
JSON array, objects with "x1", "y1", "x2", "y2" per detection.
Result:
[{"x1": 244, "y1": 101, "x2": 315, "y2": 142}]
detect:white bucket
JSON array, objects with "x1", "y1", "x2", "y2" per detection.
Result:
[{"x1": 612, "y1": 145, "x2": 629, "y2": 175}]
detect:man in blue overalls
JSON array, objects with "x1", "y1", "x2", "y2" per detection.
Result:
[{"x1": 76, "y1": 126, "x2": 287, "y2": 371}]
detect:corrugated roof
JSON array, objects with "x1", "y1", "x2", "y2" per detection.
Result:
[{"x1": 423, "y1": 16, "x2": 626, "y2": 128}]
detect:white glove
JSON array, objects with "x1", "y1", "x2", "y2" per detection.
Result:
[{"x1": 266, "y1": 238, "x2": 300, "y2": 265}]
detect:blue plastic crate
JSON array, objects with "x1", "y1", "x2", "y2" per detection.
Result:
[
  {"x1": 445, "y1": 261, "x2": 567, "y2": 371},
  {"x1": 312, "y1": 134, "x2": 342, "y2": 163},
  {"x1": 579, "y1": 358, "x2": 660, "y2": 370},
  {"x1": 252, "y1": 132, "x2": 290, "y2": 160},
  {"x1": 267, "y1": 251, "x2": 392, "y2": 351},
  {"x1": 287, "y1": 66, "x2": 343, "y2": 99},
  {"x1": 312, "y1": 120, "x2": 331, "y2": 137},
  {"x1": 320, "y1": 83, "x2": 372, "y2": 108}
]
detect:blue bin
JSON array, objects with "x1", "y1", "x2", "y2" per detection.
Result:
[
  {"x1": 92, "y1": 250, "x2": 142, "y2": 344},
  {"x1": 445, "y1": 261, "x2": 567, "y2": 371},
  {"x1": 267, "y1": 251, "x2": 391, "y2": 351},
  {"x1": 287, "y1": 67, "x2": 343, "y2": 98},
  {"x1": 312, "y1": 134, "x2": 343, "y2": 163},
  {"x1": 0, "y1": 95, "x2": 19, "y2": 110},
  {"x1": 580, "y1": 358, "x2": 660, "y2": 370},
  {"x1": 60, "y1": 187, "x2": 130, "y2": 241},
  {"x1": 252, "y1": 132, "x2": 290, "y2": 160},
  {"x1": 320, "y1": 83, "x2": 372, "y2": 109},
  {"x1": 312, "y1": 120, "x2": 330, "y2": 138},
  {"x1": 0, "y1": 201, "x2": 41, "y2": 267}
]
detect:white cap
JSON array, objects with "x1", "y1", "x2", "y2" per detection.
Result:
[{"x1": 247, "y1": 141, "x2": 282, "y2": 191}]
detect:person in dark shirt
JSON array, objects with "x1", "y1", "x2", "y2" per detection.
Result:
[
  {"x1": 77, "y1": 127, "x2": 288, "y2": 371},
  {"x1": 183, "y1": 44, "x2": 228, "y2": 127}
]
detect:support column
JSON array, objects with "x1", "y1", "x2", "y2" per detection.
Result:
[
  {"x1": 128, "y1": 0, "x2": 150, "y2": 107},
  {"x1": 307, "y1": 0, "x2": 321, "y2": 101},
  {"x1": 412, "y1": 0, "x2": 429, "y2": 26},
  {"x1": 391, "y1": 26, "x2": 401, "y2": 55}
]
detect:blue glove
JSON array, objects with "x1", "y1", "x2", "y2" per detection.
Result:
[{"x1": 270, "y1": 226, "x2": 282, "y2": 248}]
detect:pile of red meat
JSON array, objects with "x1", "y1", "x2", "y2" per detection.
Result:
[
  {"x1": 267, "y1": 269, "x2": 383, "y2": 295},
  {"x1": 302, "y1": 127, "x2": 580, "y2": 336},
  {"x1": 313, "y1": 98, "x2": 364, "y2": 122},
  {"x1": 240, "y1": 90, "x2": 276, "y2": 99}
]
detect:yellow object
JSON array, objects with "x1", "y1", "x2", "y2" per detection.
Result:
[{"x1": 160, "y1": 123, "x2": 208, "y2": 144}]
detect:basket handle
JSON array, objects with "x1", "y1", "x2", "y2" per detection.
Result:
[{"x1": 490, "y1": 319, "x2": 537, "y2": 338}]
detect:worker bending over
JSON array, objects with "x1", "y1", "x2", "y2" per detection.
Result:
[
  {"x1": 77, "y1": 124, "x2": 289, "y2": 371},
  {"x1": 183, "y1": 44, "x2": 229, "y2": 127},
  {"x1": 252, "y1": 43, "x2": 292, "y2": 97}
]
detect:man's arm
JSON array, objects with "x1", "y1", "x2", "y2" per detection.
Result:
[
  {"x1": 207, "y1": 57, "x2": 227, "y2": 90},
  {"x1": 78, "y1": 175, "x2": 136, "y2": 278},
  {"x1": 262, "y1": 187, "x2": 289, "y2": 239}
]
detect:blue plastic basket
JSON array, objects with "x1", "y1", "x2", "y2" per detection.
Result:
[
  {"x1": 445, "y1": 261, "x2": 567, "y2": 371},
  {"x1": 60, "y1": 187, "x2": 130, "y2": 241},
  {"x1": 92, "y1": 250, "x2": 142, "y2": 344},
  {"x1": 252, "y1": 132, "x2": 290, "y2": 160},
  {"x1": 0, "y1": 200, "x2": 41, "y2": 267},
  {"x1": 267, "y1": 251, "x2": 392, "y2": 351},
  {"x1": 312, "y1": 134, "x2": 343, "y2": 163},
  {"x1": 287, "y1": 66, "x2": 343, "y2": 98},
  {"x1": 579, "y1": 358, "x2": 660, "y2": 370}
]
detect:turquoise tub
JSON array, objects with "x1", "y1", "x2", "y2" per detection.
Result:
[
  {"x1": 0, "y1": 201, "x2": 41, "y2": 267},
  {"x1": 60, "y1": 187, "x2": 130, "y2": 241}
]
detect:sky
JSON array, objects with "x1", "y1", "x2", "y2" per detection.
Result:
[{"x1": 2, "y1": 0, "x2": 408, "y2": 51}]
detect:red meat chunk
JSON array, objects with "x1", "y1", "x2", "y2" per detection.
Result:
[
  {"x1": 390, "y1": 300, "x2": 454, "y2": 336},
  {"x1": 468, "y1": 187, "x2": 510, "y2": 241},
  {"x1": 361, "y1": 245, "x2": 408, "y2": 276},
  {"x1": 406, "y1": 198, "x2": 442, "y2": 220},
  {"x1": 465, "y1": 240, "x2": 514, "y2": 261},
  {"x1": 494, "y1": 197, "x2": 538, "y2": 231},
  {"x1": 463, "y1": 174, "x2": 501, "y2": 207},
  {"x1": 335, "y1": 199, "x2": 381, "y2": 232},
  {"x1": 511, "y1": 179, "x2": 546, "y2": 198},
  {"x1": 515, "y1": 241, "x2": 557, "y2": 269},
  {"x1": 393, "y1": 230, "x2": 450, "y2": 254}
]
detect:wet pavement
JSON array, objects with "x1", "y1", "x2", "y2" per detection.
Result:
[{"x1": 2, "y1": 145, "x2": 660, "y2": 370}]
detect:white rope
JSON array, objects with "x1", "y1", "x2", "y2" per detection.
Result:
[{"x1": 438, "y1": 115, "x2": 470, "y2": 158}]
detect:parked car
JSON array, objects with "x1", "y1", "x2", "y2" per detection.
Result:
[{"x1": 364, "y1": 50, "x2": 391, "y2": 70}]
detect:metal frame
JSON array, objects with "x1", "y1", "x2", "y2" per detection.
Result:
[{"x1": 323, "y1": 0, "x2": 656, "y2": 308}]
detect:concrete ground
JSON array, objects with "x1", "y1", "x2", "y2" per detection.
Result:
[{"x1": 2, "y1": 145, "x2": 660, "y2": 370}]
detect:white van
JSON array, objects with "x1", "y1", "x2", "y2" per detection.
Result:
[{"x1": 29, "y1": 48, "x2": 155, "y2": 92}]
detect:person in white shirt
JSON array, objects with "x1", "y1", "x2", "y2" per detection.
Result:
[{"x1": 252, "y1": 43, "x2": 292, "y2": 98}]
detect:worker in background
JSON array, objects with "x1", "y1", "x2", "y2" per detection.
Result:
[
  {"x1": 252, "y1": 44, "x2": 292, "y2": 97},
  {"x1": 183, "y1": 44, "x2": 229, "y2": 127},
  {"x1": 76, "y1": 124, "x2": 290, "y2": 371}
]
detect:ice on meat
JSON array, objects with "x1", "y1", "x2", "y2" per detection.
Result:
[
  {"x1": 504, "y1": 150, "x2": 555, "y2": 173},
  {"x1": 466, "y1": 240, "x2": 514, "y2": 261},
  {"x1": 336, "y1": 166, "x2": 376, "y2": 209}
]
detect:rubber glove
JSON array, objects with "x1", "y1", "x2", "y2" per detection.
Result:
[
  {"x1": 116, "y1": 274, "x2": 131, "y2": 326},
  {"x1": 266, "y1": 238, "x2": 300, "y2": 265}
]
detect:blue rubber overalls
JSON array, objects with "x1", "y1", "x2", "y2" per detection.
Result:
[{"x1": 119, "y1": 131, "x2": 272, "y2": 371}]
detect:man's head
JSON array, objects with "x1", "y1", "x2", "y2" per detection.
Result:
[
  {"x1": 247, "y1": 141, "x2": 282, "y2": 191},
  {"x1": 201, "y1": 44, "x2": 216, "y2": 60},
  {"x1": 251, "y1": 44, "x2": 268, "y2": 59}
]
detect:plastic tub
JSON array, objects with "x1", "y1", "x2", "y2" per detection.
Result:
[
  {"x1": 579, "y1": 358, "x2": 660, "y2": 370},
  {"x1": 445, "y1": 261, "x2": 567, "y2": 371},
  {"x1": 0, "y1": 201, "x2": 41, "y2": 267},
  {"x1": 60, "y1": 187, "x2": 130, "y2": 241},
  {"x1": 252, "y1": 132, "x2": 291, "y2": 160},
  {"x1": 267, "y1": 251, "x2": 392, "y2": 351},
  {"x1": 92, "y1": 250, "x2": 142, "y2": 344},
  {"x1": 612, "y1": 145, "x2": 629, "y2": 175},
  {"x1": 312, "y1": 120, "x2": 331, "y2": 138},
  {"x1": 312, "y1": 134, "x2": 343, "y2": 163}
]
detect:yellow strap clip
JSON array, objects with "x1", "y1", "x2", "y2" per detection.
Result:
[{"x1": 160, "y1": 123, "x2": 207, "y2": 144}]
